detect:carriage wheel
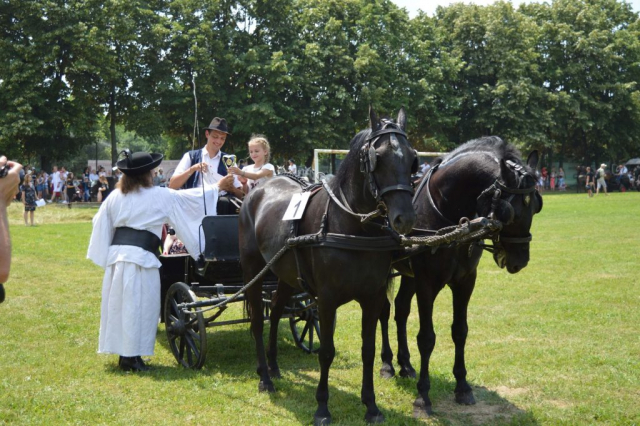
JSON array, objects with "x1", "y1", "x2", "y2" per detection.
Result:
[
  {"x1": 164, "y1": 282, "x2": 207, "y2": 369},
  {"x1": 289, "y1": 298, "x2": 321, "y2": 354}
]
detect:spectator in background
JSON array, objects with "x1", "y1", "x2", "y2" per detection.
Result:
[
  {"x1": 550, "y1": 168, "x2": 556, "y2": 190},
  {"x1": 97, "y1": 175, "x2": 109, "y2": 203},
  {"x1": 156, "y1": 169, "x2": 165, "y2": 186},
  {"x1": 596, "y1": 163, "x2": 608, "y2": 195},
  {"x1": 0, "y1": 156, "x2": 23, "y2": 302},
  {"x1": 288, "y1": 158, "x2": 297, "y2": 175},
  {"x1": 20, "y1": 173, "x2": 39, "y2": 226},
  {"x1": 89, "y1": 168, "x2": 99, "y2": 183},
  {"x1": 82, "y1": 167, "x2": 91, "y2": 202},
  {"x1": 557, "y1": 167, "x2": 565, "y2": 191},
  {"x1": 541, "y1": 167, "x2": 548, "y2": 190},
  {"x1": 49, "y1": 166, "x2": 60, "y2": 203},
  {"x1": 585, "y1": 166, "x2": 595, "y2": 197}
]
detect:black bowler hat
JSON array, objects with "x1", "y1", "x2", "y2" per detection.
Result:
[
  {"x1": 116, "y1": 151, "x2": 163, "y2": 176},
  {"x1": 204, "y1": 117, "x2": 231, "y2": 135}
]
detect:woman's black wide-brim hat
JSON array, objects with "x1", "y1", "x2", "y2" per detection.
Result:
[{"x1": 116, "y1": 151, "x2": 163, "y2": 176}]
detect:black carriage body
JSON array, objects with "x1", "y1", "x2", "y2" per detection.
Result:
[{"x1": 161, "y1": 215, "x2": 320, "y2": 369}]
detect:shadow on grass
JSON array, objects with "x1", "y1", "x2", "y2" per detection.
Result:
[{"x1": 390, "y1": 373, "x2": 538, "y2": 426}]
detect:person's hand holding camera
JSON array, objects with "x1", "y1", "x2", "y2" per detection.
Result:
[{"x1": 0, "y1": 155, "x2": 23, "y2": 304}]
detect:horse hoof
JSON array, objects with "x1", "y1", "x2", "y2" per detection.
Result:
[
  {"x1": 268, "y1": 367, "x2": 282, "y2": 379},
  {"x1": 412, "y1": 396, "x2": 433, "y2": 418},
  {"x1": 455, "y1": 390, "x2": 476, "y2": 405},
  {"x1": 258, "y1": 381, "x2": 275, "y2": 393},
  {"x1": 313, "y1": 415, "x2": 331, "y2": 426},
  {"x1": 379, "y1": 363, "x2": 395, "y2": 379},
  {"x1": 365, "y1": 412, "x2": 385, "y2": 423},
  {"x1": 399, "y1": 366, "x2": 416, "y2": 378}
]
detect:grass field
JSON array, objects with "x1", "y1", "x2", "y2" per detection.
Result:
[{"x1": 1, "y1": 193, "x2": 638, "y2": 425}]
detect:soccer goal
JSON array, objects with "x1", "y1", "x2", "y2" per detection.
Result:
[{"x1": 312, "y1": 149, "x2": 446, "y2": 183}]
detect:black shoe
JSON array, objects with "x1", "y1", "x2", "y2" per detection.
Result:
[{"x1": 119, "y1": 356, "x2": 150, "y2": 372}]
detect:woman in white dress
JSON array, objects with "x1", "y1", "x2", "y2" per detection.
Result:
[
  {"x1": 87, "y1": 151, "x2": 218, "y2": 371},
  {"x1": 228, "y1": 135, "x2": 274, "y2": 195}
]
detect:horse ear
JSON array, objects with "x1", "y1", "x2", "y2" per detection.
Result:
[
  {"x1": 500, "y1": 159, "x2": 517, "y2": 187},
  {"x1": 397, "y1": 107, "x2": 407, "y2": 131},
  {"x1": 369, "y1": 105, "x2": 380, "y2": 131},
  {"x1": 527, "y1": 150, "x2": 539, "y2": 169}
]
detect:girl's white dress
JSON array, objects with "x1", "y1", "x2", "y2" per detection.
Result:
[
  {"x1": 243, "y1": 163, "x2": 275, "y2": 192},
  {"x1": 87, "y1": 185, "x2": 218, "y2": 356}
]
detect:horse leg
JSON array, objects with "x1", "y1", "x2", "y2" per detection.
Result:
[
  {"x1": 379, "y1": 298, "x2": 395, "y2": 379},
  {"x1": 314, "y1": 301, "x2": 337, "y2": 426},
  {"x1": 395, "y1": 276, "x2": 417, "y2": 378},
  {"x1": 451, "y1": 272, "x2": 477, "y2": 405},
  {"x1": 247, "y1": 283, "x2": 274, "y2": 393},
  {"x1": 412, "y1": 279, "x2": 439, "y2": 418},
  {"x1": 266, "y1": 281, "x2": 294, "y2": 379},
  {"x1": 361, "y1": 295, "x2": 386, "y2": 423}
]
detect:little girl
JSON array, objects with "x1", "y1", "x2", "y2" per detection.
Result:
[
  {"x1": 21, "y1": 174, "x2": 39, "y2": 226},
  {"x1": 228, "y1": 135, "x2": 274, "y2": 195}
]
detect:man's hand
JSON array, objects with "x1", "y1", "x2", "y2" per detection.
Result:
[
  {"x1": 191, "y1": 162, "x2": 208, "y2": 174},
  {"x1": 218, "y1": 174, "x2": 235, "y2": 192},
  {"x1": 0, "y1": 156, "x2": 22, "y2": 206}
]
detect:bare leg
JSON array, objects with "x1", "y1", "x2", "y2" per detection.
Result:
[
  {"x1": 23, "y1": 210, "x2": 28, "y2": 226},
  {"x1": 450, "y1": 273, "x2": 477, "y2": 405},
  {"x1": 266, "y1": 281, "x2": 294, "y2": 378},
  {"x1": 30, "y1": 211, "x2": 34, "y2": 226},
  {"x1": 314, "y1": 301, "x2": 337, "y2": 426}
]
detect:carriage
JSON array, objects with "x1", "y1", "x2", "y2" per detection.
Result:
[{"x1": 159, "y1": 214, "x2": 321, "y2": 369}]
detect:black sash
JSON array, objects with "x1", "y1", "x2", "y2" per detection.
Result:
[{"x1": 111, "y1": 227, "x2": 161, "y2": 255}]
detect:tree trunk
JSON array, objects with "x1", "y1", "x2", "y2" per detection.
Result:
[{"x1": 109, "y1": 85, "x2": 117, "y2": 166}]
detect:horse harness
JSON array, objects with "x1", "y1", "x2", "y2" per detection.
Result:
[{"x1": 412, "y1": 155, "x2": 538, "y2": 255}]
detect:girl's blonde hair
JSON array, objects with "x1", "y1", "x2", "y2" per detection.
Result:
[
  {"x1": 248, "y1": 134, "x2": 270, "y2": 162},
  {"x1": 24, "y1": 174, "x2": 33, "y2": 185}
]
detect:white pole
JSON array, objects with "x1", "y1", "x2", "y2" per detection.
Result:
[{"x1": 313, "y1": 150, "x2": 319, "y2": 183}]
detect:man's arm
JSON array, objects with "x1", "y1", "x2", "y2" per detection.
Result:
[{"x1": 0, "y1": 157, "x2": 22, "y2": 283}]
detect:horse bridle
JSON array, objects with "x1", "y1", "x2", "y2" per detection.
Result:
[
  {"x1": 478, "y1": 160, "x2": 538, "y2": 246},
  {"x1": 360, "y1": 121, "x2": 417, "y2": 206},
  {"x1": 416, "y1": 156, "x2": 537, "y2": 246}
]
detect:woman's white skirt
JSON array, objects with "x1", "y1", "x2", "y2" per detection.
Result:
[{"x1": 98, "y1": 261, "x2": 160, "y2": 357}]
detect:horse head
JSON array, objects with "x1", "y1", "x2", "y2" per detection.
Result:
[
  {"x1": 477, "y1": 150, "x2": 543, "y2": 273},
  {"x1": 361, "y1": 107, "x2": 417, "y2": 234}
]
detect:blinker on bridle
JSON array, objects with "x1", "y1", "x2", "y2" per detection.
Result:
[{"x1": 360, "y1": 122, "x2": 415, "y2": 205}]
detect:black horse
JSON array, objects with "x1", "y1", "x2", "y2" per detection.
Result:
[
  {"x1": 239, "y1": 108, "x2": 418, "y2": 425},
  {"x1": 378, "y1": 136, "x2": 542, "y2": 417}
]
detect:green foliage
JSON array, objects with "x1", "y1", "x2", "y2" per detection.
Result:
[{"x1": 2, "y1": 0, "x2": 639, "y2": 167}]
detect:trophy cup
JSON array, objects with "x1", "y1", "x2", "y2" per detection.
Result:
[{"x1": 222, "y1": 154, "x2": 237, "y2": 170}]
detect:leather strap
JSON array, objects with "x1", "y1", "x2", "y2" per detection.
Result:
[{"x1": 111, "y1": 227, "x2": 161, "y2": 255}]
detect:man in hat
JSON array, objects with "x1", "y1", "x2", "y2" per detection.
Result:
[
  {"x1": 88, "y1": 151, "x2": 219, "y2": 371},
  {"x1": 596, "y1": 163, "x2": 608, "y2": 195},
  {"x1": 169, "y1": 117, "x2": 243, "y2": 213}
]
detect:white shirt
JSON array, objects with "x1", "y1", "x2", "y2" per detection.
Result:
[
  {"x1": 243, "y1": 163, "x2": 275, "y2": 192},
  {"x1": 175, "y1": 147, "x2": 241, "y2": 193},
  {"x1": 87, "y1": 185, "x2": 219, "y2": 269},
  {"x1": 288, "y1": 164, "x2": 297, "y2": 174}
]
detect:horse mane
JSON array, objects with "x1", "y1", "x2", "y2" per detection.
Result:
[
  {"x1": 441, "y1": 136, "x2": 522, "y2": 165},
  {"x1": 437, "y1": 136, "x2": 535, "y2": 187},
  {"x1": 331, "y1": 129, "x2": 370, "y2": 187}
]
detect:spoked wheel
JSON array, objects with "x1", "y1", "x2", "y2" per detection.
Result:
[
  {"x1": 289, "y1": 297, "x2": 321, "y2": 354},
  {"x1": 164, "y1": 282, "x2": 207, "y2": 369}
]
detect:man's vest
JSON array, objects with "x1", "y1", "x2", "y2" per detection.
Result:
[{"x1": 182, "y1": 149, "x2": 229, "y2": 189}]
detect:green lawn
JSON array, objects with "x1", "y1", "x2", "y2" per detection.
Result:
[{"x1": 1, "y1": 193, "x2": 638, "y2": 425}]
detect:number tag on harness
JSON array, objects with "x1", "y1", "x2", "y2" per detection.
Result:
[{"x1": 282, "y1": 192, "x2": 311, "y2": 221}]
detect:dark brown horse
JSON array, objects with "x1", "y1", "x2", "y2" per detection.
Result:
[
  {"x1": 378, "y1": 136, "x2": 542, "y2": 417},
  {"x1": 239, "y1": 108, "x2": 417, "y2": 425}
]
